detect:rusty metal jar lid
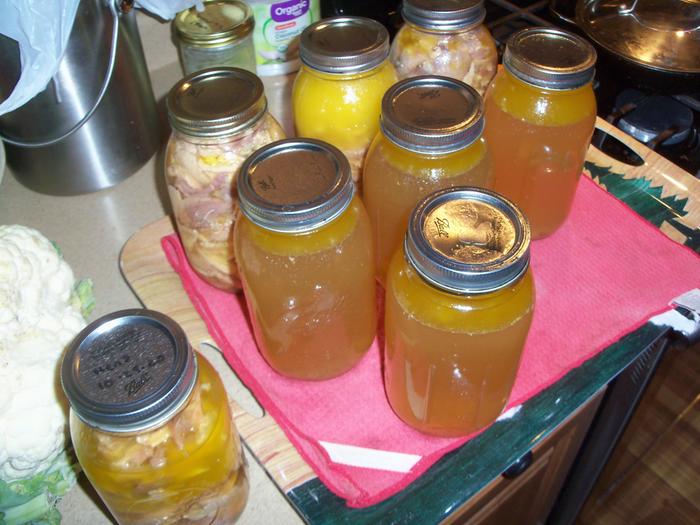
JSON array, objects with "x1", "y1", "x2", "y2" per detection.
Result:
[
  {"x1": 381, "y1": 75, "x2": 484, "y2": 154},
  {"x1": 503, "y1": 27, "x2": 597, "y2": 90},
  {"x1": 405, "y1": 187, "x2": 531, "y2": 294},
  {"x1": 166, "y1": 67, "x2": 266, "y2": 138},
  {"x1": 299, "y1": 16, "x2": 391, "y2": 74},
  {"x1": 237, "y1": 138, "x2": 354, "y2": 233},
  {"x1": 61, "y1": 309, "x2": 197, "y2": 433}
]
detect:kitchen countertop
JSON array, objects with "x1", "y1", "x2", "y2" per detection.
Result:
[
  {"x1": 0, "y1": 11, "x2": 301, "y2": 525},
  {"x1": 2, "y1": 9, "x2": 700, "y2": 525}
]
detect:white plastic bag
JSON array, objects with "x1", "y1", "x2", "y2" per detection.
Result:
[{"x1": 0, "y1": 0, "x2": 201, "y2": 117}]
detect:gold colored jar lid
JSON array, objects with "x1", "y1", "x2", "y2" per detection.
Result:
[
  {"x1": 238, "y1": 138, "x2": 354, "y2": 233},
  {"x1": 166, "y1": 67, "x2": 266, "y2": 138},
  {"x1": 300, "y1": 16, "x2": 390, "y2": 74},
  {"x1": 504, "y1": 27, "x2": 597, "y2": 90},
  {"x1": 405, "y1": 187, "x2": 530, "y2": 294},
  {"x1": 381, "y1": 75, "x2": 484, "y2": 154},
  {"x1": 174, "y1": 0, "x2": 254, "y2": 47},
  {"x1": 61, "y1": 309, "x2": 197, "y2": 433},
  {"x1": 402, "y1": 0, "x2": 486, "y2": 31}
]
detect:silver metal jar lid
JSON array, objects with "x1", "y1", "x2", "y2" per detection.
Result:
[
  {"x1": 174, "y1": 0, "x2": 254, "y2": 47},
  {"x1": 299, "y1": 16, "x2": 390, "y2": 74},
  {"x1": 381, "y1": 75, "x2": 484, "y2": 154},
  {"x1": 405, "y1": 187, "x2": 530, "y2": 294},
  {"x1": 61, "y1": 309, "x2": 197, "y2": 433},
  {"x1": 166, "y1": 67, "x2": 267, "y2": 138},
  {"x1": 402, "y1": 0, "x2": 486, "y2": 31},
  {"x1": 238, "y1": 138, "x2": 355, "y2": 233},
  {"x1": 503, "y1": 27, "x2": 597, "y2": 90}
]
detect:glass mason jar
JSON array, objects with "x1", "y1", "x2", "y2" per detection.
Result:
[
  {"x1": 363, "y1": 75, "x2": 493, "y2": 284},
  {"x1": 390, "y1": 0, "x2": 498, "y2": 95},
  {"x1": 292, "y1": 16, "x2": 398, "y2": 184},
  {"x1": 483, "y1": 27, "x2": 597, "y2": 239},
  {"x1": 174, "y1": 0, "x2": 257, "y2": 75},
  {"x1": 165, "y1": 67, "x2": 285, "y2": 292},
  {"x1": 233, "y1": 139, "x2": 377, "y2": 380},
  {"x1": 384, "y1": 188, "x2": 534, "y2": 437},
  {"x1": 61, "y1": 309, "x2": 248, "y2": 525}
]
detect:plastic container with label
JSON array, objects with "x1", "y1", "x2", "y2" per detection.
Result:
[
  {"x1": 363, "y1": 75, "x2": 492, "y2": 284},
  {"x1": 62, "y1": 309, "x2": 248, "y2": 525},
  {"x1": 165, "y1": 67, "x2": 285, "y2": 292},
  {"x1": 384, "y1": 187, "x2": 534, "y2": 437},
  {"x1": 234, "y1": 138, "x2": 377, "y2": 380},
  {"x1": 483, "y1": 27, "x2": 597, "y2": 239}
]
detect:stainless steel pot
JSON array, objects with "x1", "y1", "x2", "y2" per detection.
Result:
[{"x1": 0, "y1": 0, "x2": 160, "y2": 195}]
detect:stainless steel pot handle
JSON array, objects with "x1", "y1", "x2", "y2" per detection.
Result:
[{"x1": 0, "y1": 0, "x2": 122, "y2": 148}]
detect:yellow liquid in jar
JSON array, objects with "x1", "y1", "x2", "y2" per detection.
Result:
[
  {"x1": 384, "y1": 250, "x2": 534, "y2": 437},
  {"x1": 363, "y1": 133, "x2": 492, "y2": 284},
  {"x1": 71, "y1": 355, "x2": 248, "y2": 525},
  {"x1": 234, "y1": 196, "x2": 377, "y2": 380},
  {"x1": 484, "y1": 69, "x2": 596, "y2": 239},
  {"x1": 292, "y1": 61, "x2": 398, "y2": 180}
]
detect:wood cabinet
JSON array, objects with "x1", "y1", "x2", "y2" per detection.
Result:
[{"x1": 443, "y1": 389, "x2": 605, "y2": 525}]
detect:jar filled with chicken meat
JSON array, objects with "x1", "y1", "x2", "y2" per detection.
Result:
[
  {"x1": 390, "y1": 0, "x2": 498, "y2": 95},
  {"x1": 292, "y1": 16, "x2": 398, "y2": 184},
  {"x1": 363, "y1": 75, "x2": 492, "y2": 284},
  {"x1": 61, "y1": 309, "x2": 248, "y2": 525},
  {"x1": 234, "y1": 139, "x2": 377, "y2": 380},
  {"x1": 165, "y1": 67, "x2": 285, "y2": 291},
  {"x1": 384, "y1": 187, "x2": 534, "y2": 436}
]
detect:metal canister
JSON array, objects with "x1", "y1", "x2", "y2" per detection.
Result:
[
  {"x1": 61, "y1": 309, "x2": 248, "y2": 525},
  {"x1": 174, "y1": 0, "x2": 256, "y2": 75}
]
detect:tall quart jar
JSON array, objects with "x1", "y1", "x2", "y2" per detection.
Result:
[
  {"x1": 233, "y1": 139, "x2": 377, "y2": 380},
  {"x1": 292, "y1": 16, "x2": 398, "y2": 183},
  {"x1": 384, "y1": 187, "x2": 534, "y2": 437},
  {"x1": 165, "y1": 67, "x2": 285, "y2": 292},
  {"x1": 363, "y1": 75, "x2": 493, "y2": 284},
  {"x1": 390, "y1": 0, "x2": 498, "y2": 95},
  {"x1": 61, "y1": 309, "x2": 248, "y2": 525},
  {"x1": 483, "y1": 27, "x2": 597, "y2": 239}
]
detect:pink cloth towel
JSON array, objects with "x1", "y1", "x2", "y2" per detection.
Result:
[{"x1": 161, "y1": 176, "x2": 700, "y2": 508}]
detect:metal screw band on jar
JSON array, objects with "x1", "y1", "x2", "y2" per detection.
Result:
[
  {"x1": 405, "y1": 187, "x2": 531, "y2": 295},
  {"x1": 237, "y1": 138, "x2": 355, "y2": 233},
  {"x1": 402, "y1": 0, "x2": 486, "y2": 32},
  {"x1": 299, "y1": 16, "x2": 391, "y2": 74},
  {"x1": 166, "y1": 67, "x2": 267, "y2": 138},
  {"x1": 61, "y1": 309, "x2": 197, "y2": 433},
  {"x1": 380, "y1": 75, "x2": 485, "y2": 154},
  {"x1": 503, "y1": 27, "x2": 597, "y2": 90},
  {"x1": 174, "y1": 0, "x2": 254, "y2": 48}
]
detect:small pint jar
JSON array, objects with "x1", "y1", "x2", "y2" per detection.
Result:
[
  {"x1": 174, "y1": 0, "x2": 257, "y2": 75},
  {"x1": 233, "y1": 139, "x2": 377, "y2": 380},
  {"x1": 390, "y1": 0, "x2": 498, "y2": 95},
  {"x1": 292, "y1": 16, "x2": 398, "y2": 183},
  {"x1": 363, "y1": 75, "x2": 493, "y2": 284},
  {"x1": 384, "y1": 187, "x2": 534, "y2": 437},
  {"x1": 484, "y1": 27, "x2": 597, "y2": 239},
  {"x1": 165, "y1": 67, "x2": 285, "y2": 292},
  {"x1": 61, "y1": 309, "x2": 248, "y2": 525}
]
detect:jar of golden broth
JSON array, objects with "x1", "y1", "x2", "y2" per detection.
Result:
[
  {"x1": 292, "y1": 16, "x2": 398, "y2": 183},
  {"x1": 390, "y1": 0, "x2": 498, "y2": 95},
  {"x1": 384, "y1": 187, "x2": 534, "y2": 437},
  {"x1": 61, "y1": 309, "x2": 248, "y2": 525},
  {"x1": 233, "y1": 139, "x2": 377, "y2": 380},
  {"x1": 363, "y1": 75, "x2": 492, "y2": 285},
  {"x1": 165, "y1": 67, "x2": 285, "y2": 291},
  {"x1": 483, "y1": 27, "x2": 597, "y2": 239}
]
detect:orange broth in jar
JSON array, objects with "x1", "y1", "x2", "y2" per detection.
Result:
[
  {"x1": 383, "y1": 187, "x2": 534, "y2": 437},
  {"x1": 363, "y1": 76, "x2": 492, "y2": 284},
  {"x1": 483, "y1": 28, "x2": 597, "y2": 239},
  {"x1": 234, "y1": 139, "x2": 376, "y2": 380}
]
